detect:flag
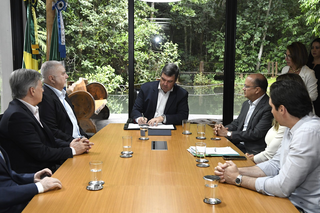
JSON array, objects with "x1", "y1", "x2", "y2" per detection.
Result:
[
  {"x1": 50, "y1": 0, "x2": 67, "y2": 61},
  {"x1": 22, "y1": 0, "x2": 39, "y2": 70},
  {"x1": 49, "y1": 13, "x2": 62, "y2": 61}
]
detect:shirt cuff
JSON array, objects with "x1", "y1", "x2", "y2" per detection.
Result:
[
  {"x1": 255, "y1": 176, "x2": 270, "y2": 195},
  {"x1": 71, "y1": 147, "x2": 76, "y2": 155},
  {"x1": 35, "y1": 182, "x2": 44, "y2": 193}
]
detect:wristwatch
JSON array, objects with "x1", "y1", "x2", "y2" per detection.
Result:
[
  {"x1": 235, "y1": 175, "x2": 243, "y2": 186},
  {"x1": 227, "y1": 131, "x2": 232, "y2": 137}
]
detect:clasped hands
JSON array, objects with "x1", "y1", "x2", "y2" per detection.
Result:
[
  {"x1": 214, "y1": 161, "x2": 240, "y2": 185},
  {"x1": 213, "y1": 123, "x2": 229, "y2": 137},
  {"x1": 70, "y1": 137, "x2": 94, "y2": 155},
  {"x1": 137, "y1": 116, "x2": 164, "y2": 126}
]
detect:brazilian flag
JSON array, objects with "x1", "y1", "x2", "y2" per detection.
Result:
[{"x1": 22, "y1": 0, "x2": 39, "y2": 70}]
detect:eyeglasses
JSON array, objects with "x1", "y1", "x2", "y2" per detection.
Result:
[
  {"x1": 284, "y1": 53, "x2": 291, "y2": 59},
  {"x1": 243, "y1": 84, "x2": 257, "y2": 89}
]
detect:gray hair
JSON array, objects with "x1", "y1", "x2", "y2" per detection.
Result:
[
  {"x1": 41, "y1": 60, "x2": 63, "y2": 80},
  {"x1": 10, "y1": 69, "x2": 42, "y2": 99}
]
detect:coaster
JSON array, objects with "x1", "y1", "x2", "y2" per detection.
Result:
[
  {"x1": 120, "y1": 154, "x2": 132, "y2": 158},
  {"x1": 121, "y1": 151, "x2": 133, "y2": 155},
  {"x1": 196, "y1": 136, "x2": 206, "y2": 140},
  {"x1": 182, "y1": 131, "x2": 192, "y2": 135},
  {"x1": 88, "y1": 181, "x2": 105, "y2": 185},
  {"x1": 196, "y1": 158, "x2": 209, "y2": 163},
  {"x1": 139, "y1": 137, "x2": 149, "y2": 140},
  {"x1": 86, "y1": 184, "x2": 103, "y2": 191},
  {"x1": 211, "y1": 137, "x2": 221, "y2": 140},
  {"x1": 196, "y1": 163, "x2": 210, "y2": 168},
  {"x1": 203, "y1": 198, "x2": 221, "y2": 205}
]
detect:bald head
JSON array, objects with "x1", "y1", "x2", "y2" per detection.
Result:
[
  {"x1": 248, "y1": 73, "x2": 268, "y2": 93},
  {"x1": 243, "y1": 74, "x2": 268, "y2": 102}
]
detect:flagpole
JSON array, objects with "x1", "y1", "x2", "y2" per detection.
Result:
[{"x1": 46, "y1": 0, "x2": 55, "y2": 61}]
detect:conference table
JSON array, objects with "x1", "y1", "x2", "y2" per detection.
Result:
[{"x1": 23, "y1": 123, "x2": 298, "y2": 213}]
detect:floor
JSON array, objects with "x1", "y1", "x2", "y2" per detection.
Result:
[{"x1": 93, "y1": 113, "x2": 222, "y2": 132}]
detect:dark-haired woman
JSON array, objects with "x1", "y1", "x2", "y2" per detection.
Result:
[
  {"x1": 281, "y1": 42, "x2": 318, "y2": 102},
  {"x1": 307, "y1": 38, "x2": 320, "y2": 116}
]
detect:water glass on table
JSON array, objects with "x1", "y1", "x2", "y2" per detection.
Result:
[
  {"x1": 182, "y1": 119, "x2": 192, "y2": 135},
  {"x1": 139, "y1": 124, "x2": 149, "y2": 140},
  {"x1": 87, "y1": 161, "x2": 104, "y2": 190},
  {"x1": 196, "y1": 123, "x2": 206, "y2": 140},
  {"x1": 195, "y1": 142, "x2": 209, "y2": 167},
  {"x1": 203, "y1": 175, "x2": 221, "y2": 205},
  {"x1": 120, "y1": 136, "x2": 133, "y2": 158}
]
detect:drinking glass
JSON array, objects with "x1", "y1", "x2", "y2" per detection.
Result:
[
  {"x1": 203, "y1": 175, "x2": 221, "y2": 204},
  {"x1": 182, "y1": 119, "x2": 192, "y2": 135},
  {"x1": 120, "y1": 136, "x2": 133, "y2": 158},
  {"x1": 196, "y1": 123, "x2": 206, "y2": 140},
  {"x1": 139, "y1": 124, "x2": 149, "y2": 140},
  {"x1": 195, "y1": 142, "x2": 209, "y2": 167},
  {"x1": 89, "y1": 161, "x2": 104, "y2": 185}
]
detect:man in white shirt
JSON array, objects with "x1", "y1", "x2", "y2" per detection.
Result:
[
  {"x1": 215, "y1": 74, "x2": 273, "y2": 154},
  {"x1": 39, "y1": 61, "x2": 89, "y2": 142},
  {"x1": 214, "y1": 80, "x2": 320, "y2": 213},
  {"x1": 131, "y1": 63, "x2": 189, "y2": 126}
]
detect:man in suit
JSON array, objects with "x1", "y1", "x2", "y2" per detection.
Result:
[
  {"x1": 0, "y1": 146, "x2": 62, "y2": 213},
  {"x1": 0, "y1": 69, "x2": 93, "y2": 174},
  {"x1": 215, "y1": 74, "x2": 273, "y2": 154},
  {"x1": 214, "y1": 80, "x2": 320, "y2": 213},
  {"x1": 131, "y1": 63, "x2": 189, "y2": 126},
  {"x1": 38, "y1": 61, "x2": 88, "y2": 142}
]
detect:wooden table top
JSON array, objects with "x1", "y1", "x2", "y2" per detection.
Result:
[{"x1": 23, "y1": 123, "x2": 297, "y2": 213}]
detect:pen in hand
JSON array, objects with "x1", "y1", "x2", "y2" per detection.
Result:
[{"x1": 142, "y1": 113, "x2": 147, "y2": 123}]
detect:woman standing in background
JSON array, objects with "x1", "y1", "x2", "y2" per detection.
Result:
[
  {"x1": 281, "y1": 42, "x2": 318, "y2": 102},
  {"x1": 307, "y1": 38, "x2": 320, "y2": 116}
]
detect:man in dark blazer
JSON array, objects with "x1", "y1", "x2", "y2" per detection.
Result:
[
  {"x1": 215, "y1": 74, "x2": 273, "y2": 154},
  {"x1": 38, "y1": 61, "x2": 88, "y2": 142},
  {"x1": 131, "y1": 63, "x2": 189, "y2": 126},
  {"x1": 0, "y1": 69, "x2": 93, "y2": 174},
  {"x1": 0, "y1": 146, "x2": 62, "y2": 213}
]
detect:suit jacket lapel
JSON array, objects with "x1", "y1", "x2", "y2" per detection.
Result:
[
  {"x1": 45, "y1": 85, "x2": 69, "y2": 115},
  {"x1": 164, "y1": 86, "x2": 177, "y2": 113},
  {"x1": 247, "y1": 95, "x2": 268, "y2": 127},
  {"x1": 15, "y1": 99, "x2": 55, "y2": 145},
  {"x1": 238, "y1": 101, "x2": 249, "y2": 130}
]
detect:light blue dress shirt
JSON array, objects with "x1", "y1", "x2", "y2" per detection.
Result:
[{"x1": 255, "y1": 115, "x2": 320, "y2": 213}]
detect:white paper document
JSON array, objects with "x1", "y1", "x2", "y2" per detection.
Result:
[
  {"x1": 127, "y1": 123, "x2": 175, "y2": 130},
  {"x1": 187, "y1": 146, "x2": 239, "y2": 156}
]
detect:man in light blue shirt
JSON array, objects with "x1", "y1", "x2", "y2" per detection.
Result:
[{"x1": 214, "y1": 80, "x2": 320, "y2": 213}]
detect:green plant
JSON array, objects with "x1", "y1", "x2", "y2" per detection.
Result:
[
  {"x1": 84, "y1": 65, "x2": 124, "y2": 94},
  {"x1": 193, "y1": 73, "x2": 210, "y2": 85}
]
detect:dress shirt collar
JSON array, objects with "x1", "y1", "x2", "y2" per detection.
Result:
[
  {"x1": 289, "y1": 115, "x2": 312, "y2": 133},
  {"x1": 158, "y1": 82, "x2": 174, "y2": 93},
  {"x1": 17, "y1": 99, "x2": 40, "y2": 116},
  {"x1": 248, "y1": 93, "x2": 265, "y2": 106},
  {"x1": 44, "y1": 83, "x2": 66, "y2": 99}
]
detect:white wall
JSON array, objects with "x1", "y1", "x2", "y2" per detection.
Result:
[{"x1": 0, "y1": 1, "x2": 13, "y2": 113}]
